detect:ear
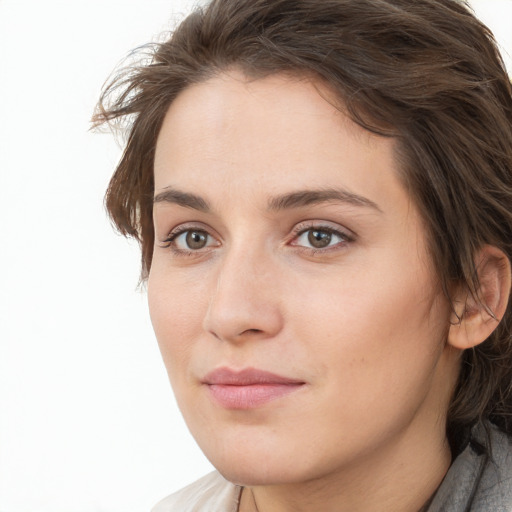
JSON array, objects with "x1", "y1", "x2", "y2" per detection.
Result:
[{"x1": 448, "y1": 245, "x2": 511, "y2": 350}]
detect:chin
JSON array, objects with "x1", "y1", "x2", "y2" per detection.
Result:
[
  {"x1": 190, "y1": 424, "x2": 309, "y2": 485},
  {"x1": 201, "y1": 440, "x2": 325, "y2": 487},
  {"x1": 215, "y1": 461, "x2": 300, "y2": 487}
]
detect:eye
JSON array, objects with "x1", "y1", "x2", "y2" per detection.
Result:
[
  {"x1": 292, "y1": 225, "x2": 352, "y2": 251},
  {"x1": 162, "y1": 227, "x2": 219, "y2": 253},
  {"x1": 304, "y1": 229, "x2": 336, "y2": 249}
]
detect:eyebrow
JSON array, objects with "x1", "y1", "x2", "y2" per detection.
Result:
[
  {"x1": 268, "y1": 188, "x2": 382, "y2": 213},
  {"x1": 153, "y1": 186, "x2": 381, "y2": 213},
  {"x1": 153, "y1": 188, "x2": 211, "y2": 212}
]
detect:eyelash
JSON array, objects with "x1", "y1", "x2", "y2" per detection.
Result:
[{"x1": 159, "y1": 222, "x2": 355, "y2": 257}]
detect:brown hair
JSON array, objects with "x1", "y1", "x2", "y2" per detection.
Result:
[{"x1": 93, "y1": 0, "x2": 512, "y2": 447}]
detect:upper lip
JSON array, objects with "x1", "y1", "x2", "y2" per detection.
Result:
[{"x1": 203, "y1": 367, "x2": 304, "y2": 386}]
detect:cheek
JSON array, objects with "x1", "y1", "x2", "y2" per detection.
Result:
[
  {"x1": 147, "y1": 266, "x2": 209, "y2": 379},
  {"x1": 290, "y1": 256, "x2": 449, "y2": 392},
  {"x1": 276, "y1": 271, "x2": 450, "y2": 469}
]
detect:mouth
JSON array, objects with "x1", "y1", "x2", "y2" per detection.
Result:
[{"x1": 202, "y1": 367, "x2": 306, "y2": 409}]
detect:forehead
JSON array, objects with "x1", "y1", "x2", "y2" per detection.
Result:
[{"x1": 153, "y1": 71, "x2": 409, "y2": 217}]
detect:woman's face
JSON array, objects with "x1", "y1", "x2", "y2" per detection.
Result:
[{"x1": 149, "y1": 72, "x2": 458, "y2": 486}]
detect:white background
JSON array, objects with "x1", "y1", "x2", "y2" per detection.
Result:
[{"x1": 0, "y1": 1, "x2": 510, "y2": 511}]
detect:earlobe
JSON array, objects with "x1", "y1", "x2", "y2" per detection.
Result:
[{"x1": 448, "y1": 245, "x2": 511, "y2": 350}]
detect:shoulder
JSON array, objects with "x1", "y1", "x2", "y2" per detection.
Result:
[
  {"x1": 471, "y1": 423, "x2": 512, "y2": 511},
  {"x1": 151, "y1": 471, "x2": 242, "y2": 512},
  {"x1": 428, "y1": 422, "x2": 512, "y2": 512}
]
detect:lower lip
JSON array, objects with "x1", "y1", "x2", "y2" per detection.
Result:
[{"x1": 207, "y1": 383, "x2": 304, "y2": 409}]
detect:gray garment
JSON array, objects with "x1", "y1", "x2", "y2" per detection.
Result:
[
  {"x1": 152, "y1": 422, "x2": 512, "y2": 511},
  {"x1": 427, "y1": 422, "x2": 512, "y2": 511}
]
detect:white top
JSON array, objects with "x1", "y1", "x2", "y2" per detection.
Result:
[{"x1": 151, "y1": 471, "x2": 242, "y2": 512}]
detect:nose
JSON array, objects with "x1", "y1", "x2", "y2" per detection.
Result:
[{"x1": 202, "y1": 247, "x2": 284, "y2": 343}]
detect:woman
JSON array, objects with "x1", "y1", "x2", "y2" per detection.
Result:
[{"x1": 93, "y1": 0, "x2": 512, "y2": 510}]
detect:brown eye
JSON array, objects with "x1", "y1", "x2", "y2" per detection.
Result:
[
  {"x1": 166, "y1": 228, "x2": 217, "y2": 252},
  {"x1": 292, "y1": 226, "x2": 349, "y2": 252},
  {"x1": 307, "y1": 229, "x2": 332, "y2": 248},
  {"x1": 185, "y1": 230, "x2": 209, "y2": 249}
]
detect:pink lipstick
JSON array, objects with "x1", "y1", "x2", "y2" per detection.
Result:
[{"x1": 203, "y1": 367, "x2": 305, "y2": 409}]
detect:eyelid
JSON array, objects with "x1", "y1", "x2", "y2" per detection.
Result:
[
  {"x1": 160, "y1": 221, "x2": 211, "y2": 240},
  {"x1": 292, "y1": 220, "x2": 355, "y2": 237}
]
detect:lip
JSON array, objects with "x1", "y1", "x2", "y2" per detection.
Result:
[{"x1": 202, "y1": 367, "x2": 305, "y2": 409}]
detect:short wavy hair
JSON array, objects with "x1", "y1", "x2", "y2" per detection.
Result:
[{"x1": 93, "y1": 0, "x2": 512, "y2": 449}]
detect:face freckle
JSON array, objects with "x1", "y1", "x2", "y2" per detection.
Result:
[{"x1": 148, "y1": 71, "x2": 457, "y2": 489}]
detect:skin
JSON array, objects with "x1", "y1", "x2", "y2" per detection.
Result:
[{"x1": 148, "y1": 71, "x2": 463, "y2": 512}]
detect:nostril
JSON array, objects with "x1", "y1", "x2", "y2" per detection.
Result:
[{"x1": 240, "y1": 328, "x2": 264, "y2": 335}]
